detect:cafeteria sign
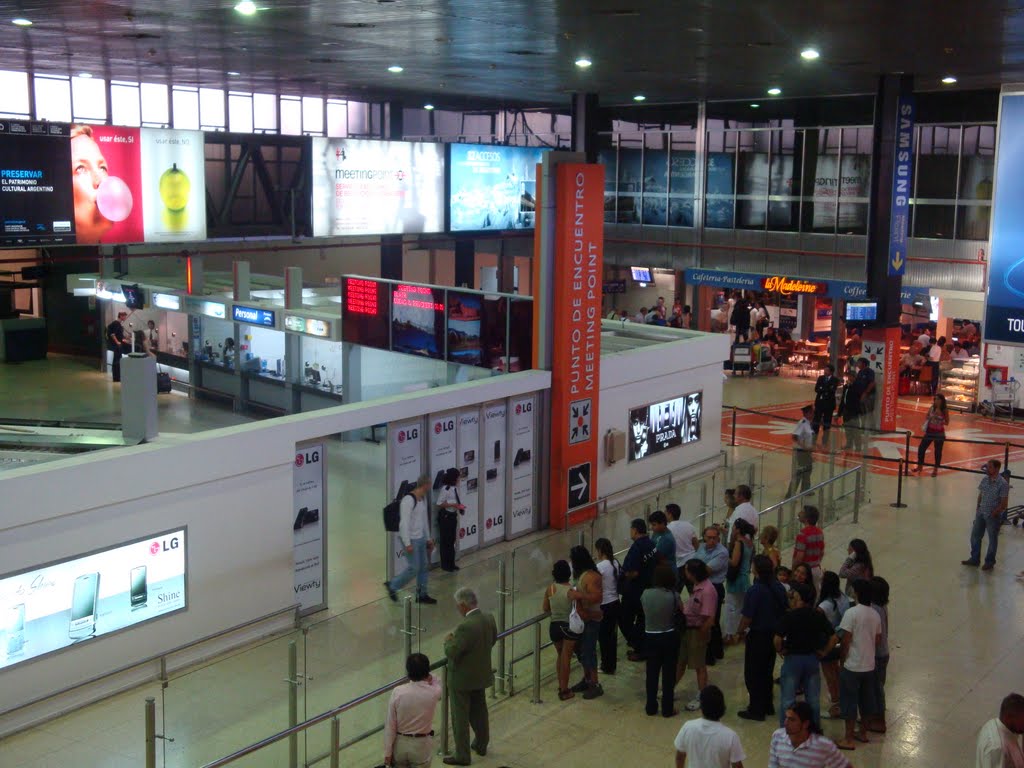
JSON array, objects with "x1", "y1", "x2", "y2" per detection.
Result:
[{"x1": 761, "y1": 276, "x2": 827, "y2": 296}]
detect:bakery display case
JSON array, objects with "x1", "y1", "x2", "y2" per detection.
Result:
[{"x1": 941, "y1": 357, "x2": 979, "y2": 411}]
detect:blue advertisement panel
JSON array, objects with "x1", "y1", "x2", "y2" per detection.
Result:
[
  {"x1": 448, "y1": 143, "x2": 548, "y2": 231},
  {"x1": 888, "y1": 96, "x2": 915, "y2": 276},
  {"x1": 684, "y1": 269, "x2": 923, "y2": 303},
  {"x1": 706, "y1": 152, "x2": 735, "y2": 228},
  {"x1": 984, "y1": 93, "x2": 1024, "y2": 345}
]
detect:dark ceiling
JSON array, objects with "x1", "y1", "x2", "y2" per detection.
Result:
[{"x1": 0, "y1": 0, "x2": 1021, "y2": 111}]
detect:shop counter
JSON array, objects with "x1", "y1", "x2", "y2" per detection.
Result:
[
  {"x1": 0, "y1": 317, "x2": 47, "y2": 363},
  {"x1": 245, "y1": 372, "x2": 290, "y2": 413},
  {"x1": 297, "y1": 383, "x2": 343, "y2": 412},
  {"x1": 198, "y1": 362, "x2": 241, "y2": 399}
]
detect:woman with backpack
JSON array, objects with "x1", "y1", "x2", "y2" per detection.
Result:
[{"x1": 594, "y1": 537, "x2": 621, "y2": 675}]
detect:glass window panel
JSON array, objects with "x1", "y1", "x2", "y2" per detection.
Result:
[
  {"x1": 705, "y1": 150, "x2": 735, "y2": 229},
  {"x1": 768, "y1": 129, "x2": 797, "y2": 231},
  {"x1": 668, "y1": 134, "x2": 696, "y2": 227},
  {"x1": 956, "y1": 204, "x2": 992, "y2": 241},
  {"x1": 959, "y1": 126, "x2": 995, "y2": 201},
  {"x1": 172, "y1": 87, "x2": 199, "y2": 130},
  {"x1": 34, "y1": 76, "x2": 71, "y2": 123},
  {"x1": 737, "y1": 131, "x2": 767, "y2": 229},
  {"x1": 228, "y1": 93, "x2": 253, "y2": 133},
  {"x1": 0, "y1": 70, "x2": 30, "y2": 115},
  {"x1": 326, "y1": 100, "x2": 347, "y2": 137},
  {"x1": 111, "y1": 83, "x2": 141, "y2": 126},
  {"x1": 597, "y1": 140, "x2": 617, "y2": 224},
  {"x1": 72, "y1": 76, "x2": 106, "y2": 121},
  {"x1": 837, "y1": 204, "x2": 868, "y2": 235},
  {"x1": 281, "y1": 97, "x2": 301, "y2": 135},
  {"x1": 140, "y1": 83, "x2": 169, "y2": 125},
  {"x1": 253, "y1": 93, "x2": 278, "y2": 131},
  {"x1": 199, "y1": 87, "x2": 225, "y2": 128},
  {"x1": 915, "y1": 126, "x2": 960, "y2": 199},
  {"x1": 641, "y1": 196, "x2": 667, "y2": 226},
  {"x1": 616, "y1": 146, "x2": 641, "y2": 223},
  {"x1": 302, "y1": 96, "x2": 324, "y2": 134},
  {"x1": 642, "y1": 135, "x2": 667, "y2": 193},
  {"x1": 912, "y1": 204, "x2": 955, "y2": 238}
]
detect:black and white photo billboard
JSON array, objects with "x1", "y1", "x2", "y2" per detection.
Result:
[{"x1": 628, "y1": 391, "x2": 702, "y2": 462}]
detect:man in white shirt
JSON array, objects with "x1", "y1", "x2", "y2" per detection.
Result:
[
  {"x1": 976, "y1": 693, "x2": 1024, "y2": 768},
  {"x1": 786, "y1": 405, "x2": 815, "y2": 498},
  {"x1": 385, "y1": 475, "x2": 437, "y2": 604},
  {"x1": 726, "y1": 485, "x2": 759, "y2": 537},
  {"x1": 918, "y1": 330, "x2": 933, "y2": 347},
  {"x1": 383, "y1": 653, "x2": 442, "y2": 767},
  {"x1": 674, "y1": 685, "x2": 745, "y2": 768},
  {"x1": 836, "y1": 578, "x2": 881, "y2": 750},
  {"x1": 666, "y1": 502, "x2": 699, "y2": 575}
]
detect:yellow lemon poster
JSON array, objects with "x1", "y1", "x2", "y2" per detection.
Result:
[{"x1": 139, "y1": 128, "x2": 205, "y2": 242}]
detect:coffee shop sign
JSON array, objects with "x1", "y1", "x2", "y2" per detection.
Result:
[{"x1": 761, "y1": 276, "x2": 827, "y2": 296}]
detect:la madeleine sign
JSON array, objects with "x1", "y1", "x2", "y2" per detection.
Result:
[{"x1": 761, "y1": 275, "x2": 827, "y2": 296}]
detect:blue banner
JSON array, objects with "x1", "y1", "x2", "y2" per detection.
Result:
[
  {"x1": 887, "y1": 96, "x2": 915, "y2": 276},
  {"x1": 684, "y1": 269, "x2": 923, "y2": 302},
  {"x1": 984, "y1": 93, "x2": 1024, "y2": 345},
  {"x1": 232, "y1": 305, "x2": 276, "y2": 327}
]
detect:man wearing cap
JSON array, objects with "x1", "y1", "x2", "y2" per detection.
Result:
[{"x1": 786, "y1": 406, "x2": 815, "y2": 498}]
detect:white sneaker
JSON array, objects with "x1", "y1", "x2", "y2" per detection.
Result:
[{"x1": 685, "y1": 696, "x2": 701, "y2": 711}]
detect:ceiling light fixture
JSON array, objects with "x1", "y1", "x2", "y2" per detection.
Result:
[
  {"x1": 388, "y1": 65, "x2": 404, "y2": 73},
  {"x1": 77, "y1": 72, "x2": 93, "y2": 79},
  {"x1": 424, "y1": 104, "x2": 434, "y2": 110},
  {"x1": 633, "y1": 94, "x2": 646, "y2": 102},
  {"x1": 750, "y1": 103, "x2": 760, "y2": 108},
  {"x1": 800, "y1": 48, "x2": 820, "y2": 60},
  {"x1": 227, "y1": 71, "x2": 240, "y2": 76},
  {"x1": 767, "y1": 87, "x2": 782, "y2": 96},
  {"x1": 11, "y1": 17, "x2": 32, "y2": 26},
  {"x1": 234, "y1": 1, "x2": 257, "y2": 15},
  {"x1": 942, "y1": 75, "x2": 957, "y2": 84},
  {"x1": 575, "y1": 57, "x2": 592, "y2": 68}
]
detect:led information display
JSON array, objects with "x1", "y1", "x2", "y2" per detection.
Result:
[
  {"x1": 341, "y1": 277, "x2": 390, "y2": 348},
  {"x1": 0, "y1": 528, "x2": 187, "y2": 670},
  {"x1": 448, "y1": 143, "x2": 548, "y2": 231},
  {"x1": 628, "y1": 391, "x2": 703, "y2": 462},
  {"x1": 311, "y1": 138, "x2": 444, "y2": 237}
]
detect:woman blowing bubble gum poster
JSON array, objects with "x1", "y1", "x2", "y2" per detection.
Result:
[{"x1": 70, "y1": 125, "x2": 144, "y2": 244}]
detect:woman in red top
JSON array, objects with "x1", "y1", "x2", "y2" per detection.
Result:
[{"x1": 912, "y1": 393, "x2": 950, "y2": 477}]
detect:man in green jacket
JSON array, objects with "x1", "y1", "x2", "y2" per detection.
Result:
[{"x1": 443, "y1": 586, "x2": 498, "y2": 766}]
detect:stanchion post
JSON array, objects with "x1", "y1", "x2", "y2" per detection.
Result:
[
  {"x1": 329, "y1": 715, "x2": 340, "y2": 768},
  {"x1": 854, "y1": 466, "x2": 863, "y2": 523},
  {"x1": 730, "y1": 408, "x2": 738, "y2": 446},
  {"x1": 890, "y1": 460, "x2": 908, "y2": 508},
  {"x1": 904, "y1": 431, "x2": 912, "y2": 476},
  {"x1": 532, "y1": 621, "x2": 542, "y2": 704},
  {"x1": 441, "y1": 664, "x2": 451, "y2": 755},
  {"x1": 496, "y1": 560, "x2": 507, "y2": 697},
  {"x1": 145, "y1": 697, "x2": 156, "y2": 768},
  {"x1": 288, "y1": 640, "x2": 298, "y2": 768},
  {"x1": 1005, "y1": 442, "x2": 1011, "y2": 471},
  {"x1": 403, "y1": 595, "x2": 414, "y2": 660}
]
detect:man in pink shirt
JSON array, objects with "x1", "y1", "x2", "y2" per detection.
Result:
[{"x1": 384, "y1": 653, "x2": 442, "y2": 767}]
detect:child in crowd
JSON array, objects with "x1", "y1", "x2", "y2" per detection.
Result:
[
  {"x1": 760, "y1": 525, "x2": 781, "y2": 569},
  {"x1": 868, "y1": 576, "x2": 890, "y2": 733},
  {"x1": 775, "y1": 565, "x2": 792, "y2": 592}
]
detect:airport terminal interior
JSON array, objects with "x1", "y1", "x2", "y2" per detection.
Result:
[{"x1": 3, "y1": 2, "x2": 1024, "y2": 768}]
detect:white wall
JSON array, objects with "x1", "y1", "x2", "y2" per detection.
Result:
[{"x1": 597, "y1": 330, "x2": 730, "y2": 498}]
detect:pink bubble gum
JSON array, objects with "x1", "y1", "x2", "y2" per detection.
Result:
[{"x1": 96, "y1": 176, "x2": 134, "y2": 222}]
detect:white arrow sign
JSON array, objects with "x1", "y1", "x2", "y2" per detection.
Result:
[{"x1": 571, "y1": 473, "x2": 588, "y2": 499}]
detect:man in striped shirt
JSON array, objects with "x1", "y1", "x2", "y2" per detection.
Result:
[
  {"x1": 769, "y1": 701, "x2": 851, "y2": 768},
  {"x1": 792, "y1": 505, "x2": 825, "y2": 594}
]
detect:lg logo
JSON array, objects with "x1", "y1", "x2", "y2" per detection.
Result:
[
  {"x1": 516, "y1": 402, "x2": 533, "y2": 415},
  {"x1": 436, "y1": 419, "x2": 455, "y2": 433},
  {"x1": 150, "y1": 537, "x2": 180, "y2": 555},
  {"x1": 295, "y1": 450, "x2": 320, "y2": 467},
  {"x1": 398, "y1": 428, "x2": 420, "y2": 443}
]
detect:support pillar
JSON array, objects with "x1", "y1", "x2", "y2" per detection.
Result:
[
  {"x1": 381, "y1": 235, "x2": 402, "y2": 280},
  {"x1": 571, "y1": 93, "x2": 600, "y2": 163},
  {"x1": 285, "y1": 266, "x2": 302, "y2": 413},
  {"x1": 454, "y1": 237, "x2": 474, "y2": 288}
]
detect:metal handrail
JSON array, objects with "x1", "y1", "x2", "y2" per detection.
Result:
[
  {"x1": 757, "y1": 465, "x2": 861, "y2": 519},
  {"x1": 197, "y1": 613, "x2": 550, "y2": 768}
]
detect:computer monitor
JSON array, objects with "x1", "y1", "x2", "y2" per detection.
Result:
[
  {"x1": 630, "y1": 266, "x2": 653, "y2": 283},
  {"x1": 845, "y1": 301, "x2": 877, "y2": 322},
  {"x1": 121, "y1": 284, "x2": 144, "y2": 310}
]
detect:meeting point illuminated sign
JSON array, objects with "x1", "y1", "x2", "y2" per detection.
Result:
[{"x1": 761, "y1": 275, "x2": 827, "y2": 296}]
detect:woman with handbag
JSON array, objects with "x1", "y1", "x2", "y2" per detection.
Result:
[
  {"x1": 568, "y1": 545, "x2": 605, "y2": 699},
  {"x1": 912, "y1": 394, "x2": 950, "y2": 477},
  {"x1": 542, "y1": 560, "x2": 580, "y2": 700},
  {"x1": 722, "y1": 518, "x2": 755, "y2": 644}
]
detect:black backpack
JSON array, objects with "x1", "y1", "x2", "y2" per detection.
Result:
[{"x1": 383, "y1": 481, "x2": 416, "y2": 532}]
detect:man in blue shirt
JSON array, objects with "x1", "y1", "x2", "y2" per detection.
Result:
[
  {"x1": 648, "y1": 510, "x2": 676, "y2": 566},
  {"x1": 736, "y1": 554, "x2": 789, "y2": 720},
  {"x1": 694, "y1": 526, "x2": 729, "y2": 665},
  {"x1": 621, "y1": 518, "x2": 657, "y2": 661},
  {"x1": 963, "y1": 458, "x2": 1010, "y2": 570}
]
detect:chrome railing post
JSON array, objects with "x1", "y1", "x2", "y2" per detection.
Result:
[
  {"x1": 288, "y1": 640, "x2": 298, "y2": 768},
  {"x1": 403, "y1": 595, "x2": 414, "y2": 660},
  {"x1": 854, "y1": 466, "x2": 863, "y2": 524},
  {"x1": 441, "y1": 664, "x2": 451, "y2": 755},
  {"x1": 699, "y1": 482, "x2": 708, "y2": 527},
  {"x1": 496, "y1": 559, "x2": 508, "y2": 696},
  {"x1": 329, "y1": 715, "x2": 340, "y2": 768},
  {"x1": 145, "y1": 697, "x2": 156, "y2": 768},
  {"x1": 532, "y1": 620, "x2": 542, "y2": 704}
]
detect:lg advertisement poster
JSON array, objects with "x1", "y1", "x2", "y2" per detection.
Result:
[
  {"x1": 293, "y1": 443, "x2": 326, "y2": 614},
  {"x1": 508, "y1": 396, "x2": 536, "y2": 537},
  {"x1": 0, "y1": 122, "x2": 74, "y2": 246},
  {"x1": 312, "y1": 138, "x2": 444, "y2": 237},
  {"x1": 388, "y1": 419, "x2": 423, "y2": 579},
  {"x1": 0, "y1": 529, "x2": 187, "y2": 670},
  {"x1": 429, "y1": 411, "x2": 458, "y2": 567},
  {"x1": 481, "y1": 402, "x2": 507, "y2": 544},
  {"x1": 457, "y1": 409, "x2": 481, "y2": 551},
  {"x1": 448, "y1": 143, "x2": 548, "y2": 232},
  {"x1": 628, "y1": 392, "x2": 703, "y2": 463}
]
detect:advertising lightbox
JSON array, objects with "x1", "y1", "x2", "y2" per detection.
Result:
[
  {"x1": 0, "y1": 121, "x2": 75, "y2": 246},
  {"x1": 311, "y1": 138, "x2": 444, "y2": 237},
  {"x1": 0, "y1": 528, "x2": 187, "y2": 670},
  {"x1": 628, "y1": 391, "x2": 703, "y2": 462},
  {"x1": 448, "y1": 143, "x2": 548, "y2": 231}
]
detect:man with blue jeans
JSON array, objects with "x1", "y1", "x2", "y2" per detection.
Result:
[
  {"x1": 385, "y1": 475, "x2": 437, "y2": 604},
  {"x1": 695, "y1": 526, "x2": 729, "y2": 665},
  {"x1": 773, "y1": 582, "x2": 838, "y2": 729},
  {"x1": 963, "y1": 459, "x2": 1010, "y2": 572}
]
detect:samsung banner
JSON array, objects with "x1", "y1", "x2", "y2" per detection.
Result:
[
  {"x1": 984, "y1": 92, "x2": 1024, "y2": 346},
  {"x1": 311, "y1": 138, "x2": 444, "y2": 237},
  {"x1": 293, "y1": 443, "x2": 327, "y2": 614},
  {"x1": 508, "y1": 395, "x2": 536, "y2": 537},
  {"x1": 0, "y1": 529, "x2": 187, "y2": 670},
  {"x1": 481, "y1": 402, "x2": 507, "y2": 544},
  {"x1": 628, "y1": 392, "x2": 703, "y2": 463},
  {"x1": 387, "y1": 419, "x2": 425, "y2": 578},
  {"x1": 449, "y1": 143, "x2": 548, "y2": 231}
]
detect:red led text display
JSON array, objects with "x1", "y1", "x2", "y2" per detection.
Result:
[
  {"x1": 345, "y1": 277, "x2": 382, "y2": 316},
  {"x1": 392, "y1": 284, "x2": 445, "y2": 312},
  {"x1": 341, "y1": 276, "x2": 389, "y2": 348}
]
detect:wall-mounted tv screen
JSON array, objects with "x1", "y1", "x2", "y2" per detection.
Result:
[
  {"x1": 845, "y1": 301, "x2": 878, "y2": 322},
  {"x1": 630, "y1": 266, "x2": 653, "y2": 283},
  {"x1": 448, "y1": 143, "x2": 549, "y2": 232},
  {"x1": 121, "y1": 284, "x2": 145, "y2": 310}
]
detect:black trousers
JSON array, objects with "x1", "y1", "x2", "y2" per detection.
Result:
[
  {"x1": 918, "y1": 434, "x2": 945, "y2": 468},
  {"x1": 706, "y1": 582, "x2": 725, "y2": 664},
  {"x1": 812, "y1": 402, "x2": 835, "y2": 433},
  {"x1": 645, "y1": 631, "x2": 679, "y2": 716},
  {"x1": 111, "y1": 345, "x2": 125, "y2": 382},
  {"x1": 599, "y1": 600, "x2": 620, "y2": 673},
  {"x1": 438, "y1": 512, "x2": 458, "y2": 570},
  {"x1": 744, "y1": 629, "x2": 777, "y2": 716},
  {"x1": 619, "y1": 590, "x2": 645, "y2": 653}
]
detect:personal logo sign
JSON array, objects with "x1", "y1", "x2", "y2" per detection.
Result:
[
  {"x1": 628, "y1": 391, "x2": 703, "y2": 462},
  {"x1": 233, "y1": 305, "x2": 276, "y2": 327}
]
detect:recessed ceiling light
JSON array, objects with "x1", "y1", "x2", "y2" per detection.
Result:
[
  {"x1": 234, "y1": 1, "x2": 257, "y2": 15},
  {"x1": 11, "y1": 17, "x2": 32, "y2": 26},
  {"x1": 767, "y1": 87, "x2": 782, "y2": 96},
  {"x1": 942, "y1": 75, "x2": 957, "y2": 84},
  {"x1": 800, "y1": 48, "x2": 820, "y2": 60},
  {"x1": 388, "y1": 65, "x2": 404, "y2": 73},
  {"x1": 750, "y1": 103, "x2": 760, "y2": 108},
  {"x1": 227, "y1": 71, "x2": 241, "y2": 76},
  {"x1": 633, "y1": 94, "x2": 646, "y2": 102},
  {"x1": 575, "y1": 57, "x2": 592, "y2": 68},
  {"x1": 77, "y1": 72, "x2": 93, "y2": 79},
  {"x1": 687, "y1": 26, "x2": 704, "y2": 33},
  {"x1": 424, "y1": 104, "x2": 434, "y2": 110}
]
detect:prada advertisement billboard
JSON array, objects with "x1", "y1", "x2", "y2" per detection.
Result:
[
  {"x1": 628, "y1": 392, "x2": 703, "y2": 462},
  {"x1": 0, "y1": 529, "x2": 187, "y2": 669}
]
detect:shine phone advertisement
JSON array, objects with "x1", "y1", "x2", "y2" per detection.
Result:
[
  {"x1": 312, "y1": 137, "x2": 445, "y2": 237},
  {"x1": 448, "y1": 143, "x2": 548, "y2": 232},
  {"x1": 0, "y1": 529, "x2": 187, "y2": 669},
  {"x1": 628, "y1": 391, "x2": 703, "y2": 462}
]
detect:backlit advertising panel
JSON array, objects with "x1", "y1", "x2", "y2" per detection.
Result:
[
  {"x1": 628, "y1": 391, "x2": 702, "y2": 462},
  {"x1": 391, "y1": 284, "x2": 444, "y2": 359},
  {"x1": 312, "y1": 138, "x2": 444, "y2": 237},
  {"x1": 448, "y1": 143, "x2": 548, "y2": 231},
  {"x1": 0, "y1": 528, "x2": 187, "y2": 670},
  {"x1": 0, "y1": 121, "x2": 75, "y2": 246},
  {"x1": 138, "y1": 128, "x2": 206, "y2": 242}
]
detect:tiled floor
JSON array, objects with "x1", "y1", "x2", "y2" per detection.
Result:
[{"x1": 2, "y1": 372, "x2": 1024, "y2": 767}]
